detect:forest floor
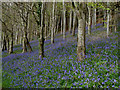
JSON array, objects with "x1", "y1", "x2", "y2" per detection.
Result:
[{"x1": 2, "y1": 23, "x2": 119, "y2": 88}]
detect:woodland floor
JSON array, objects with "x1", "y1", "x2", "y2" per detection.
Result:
[{"x1": 2, "y1": 23, "x2": 119, "y2": 88}]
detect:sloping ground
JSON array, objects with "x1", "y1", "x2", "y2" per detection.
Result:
[{"x1": 2, "y1": 23, "x2": 119, "y2": 88}]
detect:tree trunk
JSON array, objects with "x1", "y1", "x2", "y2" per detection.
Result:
[
  {"x1": 39, "y1": 2, "x2": 44, "y2": 59},
  {"x1": 103, "y1": 10, "x2": 106, "y2": 26},
  {"x1": 94, "y1": 1, "x2": 97, "y2": 29},
  {"x1": 72, "y1": 12, "x2": 76, "y2": 36},
  {"x1": 63, "y1": 1, "x2": 66, "y2": 40},
  {"x1": 77, "y1": 18, "x2": 86, "y2": 61},
  {"x1": 15, "y1": 30, "x2": 18, "y2": 45},
  {"x1": 114, "y1": 9, "x2": 117, "y2": 32},
  {"x1": 22, "y1": 32, "x2": 27, "y2": 53},
  {"x1": 75, "y1": 3, "x2": 86, "y2": 61},
  {"x1": 44, "y1": 12, "x2": 47, "y2": 41},
  {"x1": 25, "y1": 36, "x2": 32, "y2": 52},
  {"x1": 69, "y1": 10, "x2": 72, "y2": 33},
  {"x1": 7, "y1": 38, "x2": 9, "y2": 52},
  {"x1": 54, "y1": 3, "x2": 57, "y2": 35},
  {"x1": 51, "y1": 2, "x2": 55, "y2": 44},
  {"x1": 88, "y1": 6, "x2": 92, "y2": 35},
  {"x1": 61, "y1": 16, "x2": 63, "y2": 34},
  {"x1": 22, "y1": 26, "x2": 32, "y2": 53},
  {"x1": 109, "y1": 10, "x2": 113, "y2": 33},
  {"x1": 20, "y1": 32, "x2": 23, "y2": 44},
  {"x1": 107, "y1": 2, "x2": 110, "y2": 38},
  {"x1": 56, "y1": 16, "x2": 60, "y2": 34},
  {"x1": 2, "y1": 34, "x2": 7, "y2": 51},
  {"x1": 9, "y1": 32, "x2": 13, "y2": 54},
  {"x1": 39, "y1": 26, "x2": 44, "y2": 59}
]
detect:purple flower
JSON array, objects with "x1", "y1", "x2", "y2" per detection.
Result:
[
  {"x1": 114, "y1": 79, "x2": 116, "y2": 82},
  {"x1": 112, "y1": 85, "x2": 115, "y2": 87},
  {"x1": 88, "y1": 74, "x2": 92, "y2": 77},
  {"x1": 102, "y1": 82, "x2": 104, "y2": 84},
  {"x1": 78, "y1": 76, "x2": 80, "y2": 78}
]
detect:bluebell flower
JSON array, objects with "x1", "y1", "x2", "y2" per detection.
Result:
[
  {"x1": 102, "y1": 82, "x2": 104, "y2": 84},
  {"x1": 88, "y1": 74, "x2": 92, "y2": 77},
  {"x1": 114, "y1": 79, "x2": 116, "y2": 82},
  {"x1": 112, "y1": 85, "x2": 115, "y2": 87}
]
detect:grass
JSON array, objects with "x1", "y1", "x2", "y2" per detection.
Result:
[{"x1": 2, "y1": 23, "x2": 119, "y2": 88}]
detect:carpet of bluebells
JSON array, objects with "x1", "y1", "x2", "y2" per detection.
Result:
[{"x1": 2, "y1": 23, "x2": 119, "y2": 88}]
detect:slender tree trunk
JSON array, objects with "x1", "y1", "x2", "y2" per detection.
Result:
[
  {"x1": 54, "y1": 3, "x2": 57, "y2": 35},
  {"x1": 103, "y1": 10, "x2": 106, "y2": 26},
  {"x1": 56, "y1": 16, "x2": 59, "y2": 34},
  {"x1": 61, "y1": 16, "x2": 63, "y2": 34},
  {"x1": 25, "y1": 35, "x2": 32, "y2": 52},
  {"x1": 39, "y1": 2, "x2": 45, "y2": 59},
  {"x1": 7, "y1": 38, "x2": 9, "y2": 52},
  {"x1": 22, "y1": 31, "x2": 27, "y2": 53},
  {"x1": 22, "y1": 25, "x2": 32, "y2": 53},
  {"x1": 15, "y1": 30, "x2": 18, "y2": 45},
  {"x1": 47, "y1": 18, "x2": 51, "y2": 38},
  {"x1": 63, "y1": 1, "x2": 66, "y2": 40},
  {"x1": 114, "y1": 9, "x2": 117, "y2": 32},
  {"x1": 94, "y1": 1, "x2": 97, "y2": 29},
  {"x1": 44, "y1": 12, "x2": 47, "y2": 41},
  {"x1": 69, "y1": 10, "x2": 72, "y2": 33},
  {"x1": 23, "y1": 10, "x2": 32, "y2": 53},
  {"x1": 51, "y1": 2, "x2": 55, "y2": 44},
  {"x1": 88, "y1": 6, "x2": 92, "y2": 35},
  {"x1": 72, "y1": 12, "x2": 76, "y2": 36},
  {"x1": 2, "y1": 34, "x2": 7, "y2": 51},
  {"x1": 109, "y1": 10, "x2": 113, "y2": 33},
  {"x1": 20, "y1": 32, "x2": 23, "y2": 44},
  {"x1": 9, "y1": 32, "x2": 13, "y2": 54},
  {"x1": 107, "y1": 2, "x2": 110, "y2": 38}
]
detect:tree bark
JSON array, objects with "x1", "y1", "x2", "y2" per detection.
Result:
[
  {"x1": 9, "y1": 32, "x2": 13, "y2": 54},
  {"x1": 88, "y1": 6, "x2": 92, "y2": 35},
  {"x1": 103, "y1": 10, "x2": 106, "y2": 26},
  {"x1": 77, "y1": 18, "x2": 86, "y2": 61},
  {"x1": 56, "y1": 16, "x2": 60, "y2": 34},
  {"x1": 22, "y1": 31, "x2": 27, "y2": 53},
  {"x1": 61, "y1": 16, "x2": 63, "y2": 34},
  {"x1": 22, "y1": 22, "x2": 32, "y2": 53},
  {"x1": 39, "y1": 2, "x2": 45, "y2": 59},
  {"x1": 69, "y1": 9, "x2": 72, "y2": 33},
  {"x1": 94, "y1": 1, "x2": 97, "y2": 29},
  {"x1": 114, "y1": 8, "x2": 117, "y2": 32},
  {"x1": 20, "y1": 32, "x2": 23, "y2": 44},
  {"x1": 107, "y1": 2, "x2": 110, "y2": 38},
  {"x1": 51, "y1": 2, "x2": 55, "y2": 44},
  {"x1": 6, "y1": 35, "x2": 9, "y2": 52},
  {"x1": 2, "y1": 33, "x2": 7, "y2": 51},
  {"x1": 72, "y1": 11, "x2": 76, "y2": 36},
  {"x1": 15, "y1": 30, "x2": 18, "y2": 45},
  {"x1": 63, "y1": 1, "x2": 66, "y2": 40},
  {"x1": 44, "y1": 12, "x2": 47, "y2": 41},
  {"x1": 109, "y1": 10, "x2": 113, "y2": 33},
  {"x1": 72, "y1": 2, "x2": 86, "y2": 61}
]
